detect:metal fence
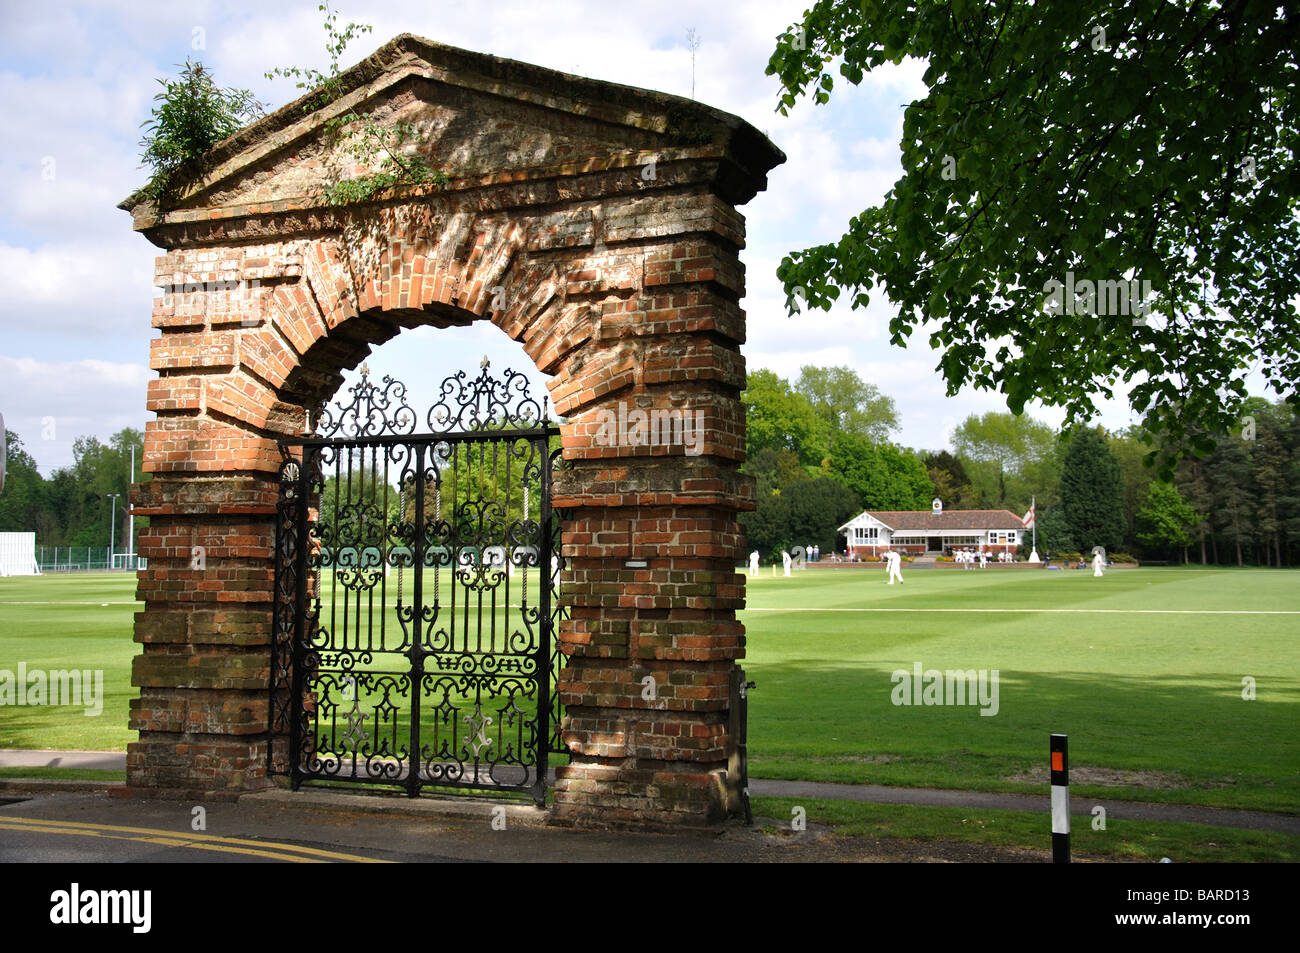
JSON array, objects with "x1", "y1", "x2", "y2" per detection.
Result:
[{"x1": 35, "y1": 547, "x2": 147, "y2": 572}]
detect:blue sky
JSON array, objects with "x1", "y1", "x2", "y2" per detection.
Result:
[{"x1": 0, "y1": 0, "x2": 1154, "y2": 474}]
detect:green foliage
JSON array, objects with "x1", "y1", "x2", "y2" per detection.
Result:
[
  {"x1": 740, "y1": 475, "x2": 860, "y2": 561},
  {"x1": 267, "y1": 2, "x2": 446, "y2": 205},
  {"x1": 741, "y1": 366, "x2": 928, "y2": 512},
  {"x1": 878, "y1": 444, "x2": 935, "y2": 510},
  {"x1": 0, "y1": 431, "x2": 46, "y2": 534},
  {"x1": 1136, "y1": 480, "x2": 1201, "y2": 560},
  {"x1": 0, "y1": 428, "x2": 146, "y2": 549},
  {"x1": 768, "y1": 1, "x2": 1300, "y2": 472},
  {"x1": 1108, "y1": 426, "x2": 1158, "y2": 551},
  {"x1": 1060, "y1": 426, "x2": 1126, "y2": 552},
  {"x1": 742, "y1": 363, "x2": 1299, "y2": 563},
  {"x1": 137, "y1": 59, "x2": 263, "y2": 203},
  {"x1": 827, "y1": 431, "x2": 931, "y2": 510},
  {"x1": 1020, "y1": 505, "x2": 1076, "y2": 558},
  {"x1": 951, "y1": 411, "x2": 1061, "y2": 509},
  {"x1": 742, "y1": 368, "x2": 827, "y2": 467},
  {"x1": 746, "y1": 448, "x2": 810, "y2": 498},
  {"x1": 324, "y1": 161, "x2": 448, "y2": 206},
  {"x1": 923, "y1": 450, "x2": 977, "y2": 509},
  {"x1": 794, "y1": 364, "x2": 899, "y2": 445}
]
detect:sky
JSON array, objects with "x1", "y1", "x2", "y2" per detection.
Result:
[{"x1": 0, "y1": 0, "x2": 1162, "y2": 475}]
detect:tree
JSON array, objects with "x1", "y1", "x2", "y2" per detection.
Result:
[
  {"x1": 739, "y1": 469, "x2": 860, "y2": 562},
  {"x1": 1136, "y1": 480, "x2": 1201, "y2": 563},
  {"x1": 1283, "y1": 410, "x2": 1300, "y2": 564},
  {"x1": 0, "y1": 431, "x2": 45, "y2": 535},
  {"x1": 794, "y1": 364, "x2": 898, "y2": 446},
  {"x1": 878, "y1": 444, "x2": 935, "y2": 510},
  {"x1": 1251, "y1": 406, "x2": 1291, "y2": 566},
  {"x1": 768, "y1": 2, "x2": 1299, "y2": 474},
  {"x1": 1206, "y1": 431, "x2": 1256, "y2": 566},
  {"x1": 785, "y1": 477, "x2": 863, "y2": 558},
  {"x1": 827, "y1": 431, "x2": 932, "y2": 510},
  {"x1": 0, "y1": 427, "x2": 146, "y2": 550},
  {"x1": 1174, "y1": 455, "x2": 1214, "y2": 564},
  {"x1": 1021, "y1": 505, "x2": 1076, "y2": 558},
  {"x1": 924, "y1": 450, "x2": 977, "y2": 509},
  {"x1": 951, "y1": 411, "x2": 1059, "y2": 508},
  {"x1": 1059, "y1": 426, "x2": 1126, "y2": 552},
  {"x1": 1109, "y1": 426, "x2": 1157, "y2": 552},
  {"x1": 826, "y1": 430, "x2": 887, "y2": 506},
  {"x1": 741, "y1": 369, "x2": 827, "y2": 468},
  {"x1": 747, "y1": 448, "x2": 809, "y2": 499},
  {"x1": 739, "y1": 491, "x2": 792, "y2": 563}
]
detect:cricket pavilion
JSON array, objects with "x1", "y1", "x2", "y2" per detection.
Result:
[{"x1": 838, "y1": 499, "x2": 1028, "y2": 559}]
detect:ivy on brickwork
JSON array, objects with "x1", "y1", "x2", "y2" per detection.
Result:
[
  {"x1": 266, "y1": 2, "x2": 447, "y2": 205},
  {"x1": 137, "y1": 59, "x2": 265, "y2": 205}
]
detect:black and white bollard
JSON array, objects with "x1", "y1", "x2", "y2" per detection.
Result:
[{"x1": 1051, "y1": 733, "x2": 1069, "y2": 863}]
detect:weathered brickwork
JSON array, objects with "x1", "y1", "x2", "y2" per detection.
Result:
[{"x1": 119, "y1": 34, "x2": 782, "y2": 825}]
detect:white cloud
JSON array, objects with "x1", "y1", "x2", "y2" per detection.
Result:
[
  {"x1": 0, "y1": 356, "x2": 151, "y2": 473},
  {"x1": 0, "y1": 240, "x2": 155, "y2": 339}
]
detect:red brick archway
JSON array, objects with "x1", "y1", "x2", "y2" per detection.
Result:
[{"x1": 120, "y1": 35, "x2": 782, "y2": 826}]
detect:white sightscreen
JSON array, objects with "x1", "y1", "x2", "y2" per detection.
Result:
[{"x1": 0, "y1": 532, "x2": 40, "y2": 576}]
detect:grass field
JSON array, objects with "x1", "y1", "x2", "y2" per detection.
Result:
[
  {"x1": 742, "y1": 565, "x2": 1300, "y2": 814},
  {"x1": 1, "y1": 566, "x2": 1297, "y2": 817},
  {"x1": 748, "y1": 796, "x2": 1300, "y2": 863}
]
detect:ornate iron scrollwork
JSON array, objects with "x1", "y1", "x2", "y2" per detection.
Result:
[
  {"x1": 427, "y1": 360, "x2": 549, "y2": 433},
  {"x1": 269, "y1": 365, "x2": 565, "y2": 807},
  {"x1": 312, "y1": 364, "x2": 418, "y2": 439}
]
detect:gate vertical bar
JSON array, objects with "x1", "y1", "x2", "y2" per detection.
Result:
[
  {"x1": 407, "y1": 442, "x2": 426, "y2": 796},
  {"x1": 535, "y1": 432, "x2": 553, "y2": 808},
  {"x1": 289, "y1": 448, "x2": 312, "y2": 790}
]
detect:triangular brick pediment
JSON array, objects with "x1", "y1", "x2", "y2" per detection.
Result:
[{"x1": 121, "y1": 34, "x2": 782, "y2": 226}]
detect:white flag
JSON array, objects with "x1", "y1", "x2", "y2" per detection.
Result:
[{"x1": 1021, "y1": 503, "x2": 1035, "y2": 529}]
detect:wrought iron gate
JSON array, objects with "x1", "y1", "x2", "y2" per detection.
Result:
[{"x1": 269, "y1": 363, "x2": 567, "y2": 806}]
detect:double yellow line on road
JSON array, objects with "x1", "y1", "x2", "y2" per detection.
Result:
[{"x1": 0, "y1": 815, "x2": 391, "y2": 862}]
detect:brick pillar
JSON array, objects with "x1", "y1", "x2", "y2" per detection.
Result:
[
  {"x1": 548, "y1": 218, "x2": 753, "y2": 828},
  {"x1": 127, "y1": 475, "x2": 279, "y2": 797},
  {"x1": 124, "y1": 247, "x2": 347, "y2": 799}
]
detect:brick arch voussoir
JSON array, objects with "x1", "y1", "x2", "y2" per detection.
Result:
[{"x1": 266, "y1": 223, "x2": 595, "y2": 429}]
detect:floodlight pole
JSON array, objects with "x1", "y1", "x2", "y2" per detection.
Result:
[
  {"x1": 128, "y1": 444, "x2": 135, "y2": 561},
  {"x1": 107, "y1": 493, "x2": 121, "y2": 567}
]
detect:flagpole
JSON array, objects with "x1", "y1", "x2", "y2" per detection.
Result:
[{"x1": 1028, "y1": 495, "x2": 1040, "y2": 563}]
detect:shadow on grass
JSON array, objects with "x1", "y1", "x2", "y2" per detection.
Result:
[{"x1": 746, "y1": 663, "x2": 1299, "y2": 813}]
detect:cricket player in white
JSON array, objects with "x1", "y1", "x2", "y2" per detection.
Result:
[
  {"x1": 886, "y1": 549, "x2": 904, "y2": 585},
  {"x1": 1092, "y1": 550, "x2": 1105, "y2": 577},
  {"x1": 782, "y1": 550, "x2": 792, "y2": 577},
  {"x1": 749, "y1": 550, "x2": 760, "y2": 577}
]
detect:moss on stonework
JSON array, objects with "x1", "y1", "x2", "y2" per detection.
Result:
[{"x1": 664, "y1": 104, "x2": 714, "y2": 145}]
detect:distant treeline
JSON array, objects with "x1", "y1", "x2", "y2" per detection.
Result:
[
  {"x1": 1, "y1": 429, "x2": 146, "y2": 549},
  {"x1": 3, "y1": 386, "x2": 1298, "y2": 568},
  {"x1": 739, "y1": 366, "x2": 1300, "y2": 566}
]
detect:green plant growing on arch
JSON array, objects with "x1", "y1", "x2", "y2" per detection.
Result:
[
  {"x1": 137, "y1": 59, "x2": 264, "y2": 205},
  {"x1": 266, "y1": 2, "x2": 447, "y2": 205}
]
